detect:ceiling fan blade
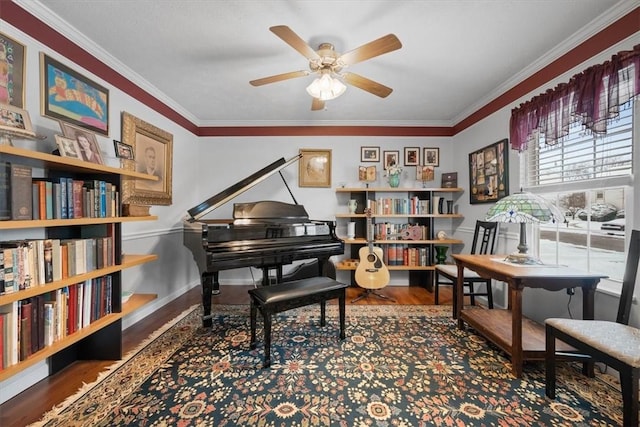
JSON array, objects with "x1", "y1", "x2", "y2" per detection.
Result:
[
  {"x1": 270, "y1": 25, "x2": 321, "y2": 60},
  {"x1": 342, "y1": 72, "x2": 393, "y2": 98},
  {"x1": 311, "y1": 97, "x2": 325, "y2": 111},
  {"x1": 250, "y1": 70, "x2": 309, "y2": 86},
  {"x1": 339, "y1": 34, "x2": 402, "y2": 66}
]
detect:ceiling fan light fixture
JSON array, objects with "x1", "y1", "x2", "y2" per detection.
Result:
[{"x1": 306, "y1": 73, "x2": 346, "y2": 101}]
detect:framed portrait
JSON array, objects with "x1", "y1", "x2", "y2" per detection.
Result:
[
  {"x1": 40, "y1": 53, "x2": 109, "y2": 136},
  {"x1": 383, "y1": 150, "x2": 400, "y2": 170},
  {"x1": 423, "y1": 148, "x2": 440, "y2": 166},
  {"x1": 113, "y1": 139, "x2": 134, "y2": 160},
  {"x1": 416, "y1": 165, "x2": 434, "y2": 182},
  {"x1": 358, "y1": 165, "x2": 376, "y2": 182},
  {"x1": 469, "y1": 138, "x2": 509, "y2": 204},
  {"x1": 0, "y1": 31, "x2": 26, "y2": 108},
  {"x1": 0, "y1": 103, "x2": 34, "y2": 136},
  {"x1": 299, "y1": 148, "x2": 331, "y2": 187},
  {"x1": 60, "y1": 122, "x2": 104, "y2": 164},
  {"x1": 121, "y1": 112, "x2": 173, "y2": 205},
  {"x1": 441, "y1": 172, "x2": 458, "y2": 188},
  {"x1": 360, "y1": 146, "x2": 380, "y2": 162},
  {"x1": 55, "y1": 135, "x2": 81, "y2": 159},
  {"x1": 404, "y1": 147, "x2": 419, "y2": 166}
]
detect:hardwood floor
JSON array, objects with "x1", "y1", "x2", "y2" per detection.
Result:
[{"x1": 0, "y1": 284, "x2": 454, "y2": 426}]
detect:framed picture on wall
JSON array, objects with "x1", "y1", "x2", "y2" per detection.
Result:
[
  {"x1": 60, "y1": 122, "x2": 104, "y2": 164},
  {"x1": 299, "y1": 148, "x2": 332, "y2": 187},
  {"x1": 469, "y1": 138, "x2": 509, "y2": 204},
  {"x1": 360, "y1": 146, "x2": 380, "y2": 162},
  {"x1": 0, "y1": 31, "x2": 26, "y2": 108},
  {"x1": 383, "y1": 150, "x2": 400, "y2": 170},
  {"x1": 404, "y1": 147, "x2": 419, "y2": 166},
  {"x1": 121, "y1": 112, "x2": 173, "y2": 206},
  {"x1": 40, "y1": 53, "x2": 110, "y2": 136},
  {"x1": 423, "y1": 148, "x2": 439, "y2": 166}
]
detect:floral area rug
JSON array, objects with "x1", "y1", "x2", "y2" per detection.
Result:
[{"x1": 33, "y1": 304, "x2": 625, "y2": 426}]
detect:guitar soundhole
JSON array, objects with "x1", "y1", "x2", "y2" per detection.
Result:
[
  {"x1": 367, "y1": 253, "x2": 382, "y2": 268},
  {"x1": 367, "y1": 254, "x2": 376, "y2": 262}
]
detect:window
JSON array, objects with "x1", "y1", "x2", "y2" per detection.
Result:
[{"x1": 522, "y1": 103, "x2": 634, "y2": 283}]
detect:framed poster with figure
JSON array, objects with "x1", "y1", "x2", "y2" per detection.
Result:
[{"x1": 469, "y1": 138, "x2": 509, "y2": 204}]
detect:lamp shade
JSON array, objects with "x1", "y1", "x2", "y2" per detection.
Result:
[
  {"x1": 485, "y1": 191, "x2": 564, "y2": 224},
  {"x1": 306, "y1": 73, "x2": 347, "y2": 101}
]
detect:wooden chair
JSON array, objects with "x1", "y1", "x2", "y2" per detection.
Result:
[
  {"x1": 434, "y1": 220, "x2": 499, "y2": 307},
  {"x1": 545, "y1": 229, "x2": 640, "y2": 427}
]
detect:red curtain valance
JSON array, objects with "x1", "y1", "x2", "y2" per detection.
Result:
[{"x1": 510, "y1": 44, "x2": 640, "y2": 151}]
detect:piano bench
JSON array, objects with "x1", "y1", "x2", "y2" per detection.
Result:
[{"x1": 248, "y1": 276, "x2": 348, "y2": 368}]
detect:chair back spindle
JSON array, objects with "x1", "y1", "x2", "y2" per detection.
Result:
[{"x1": 617, "y1": 229, "x2": 640, "y2": 325}]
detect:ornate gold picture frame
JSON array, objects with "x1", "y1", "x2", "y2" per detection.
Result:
[
  {"x1": 121, "y1": 112, "x2": 173, "y2": 205},
  {"x1": 299, "y1": 149, "x2": 331, "y2": 187}
]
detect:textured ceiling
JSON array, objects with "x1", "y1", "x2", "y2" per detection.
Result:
[{"x1": 18, "y1": 0, "x2": 636, "y2": 127}]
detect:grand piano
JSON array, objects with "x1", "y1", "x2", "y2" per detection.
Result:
[{"x1": 183, "y1": 155, "x2": 344, "y2": 326}]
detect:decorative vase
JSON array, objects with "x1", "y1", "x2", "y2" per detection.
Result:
[
  {"x1": 388, "y1": 173, "x2": 400, "y2": 188},
  {"x1": 434, "y1": 245, "x2": 448, "y2": 264},
  {"x1": 446, "y1": 200, "x2": 454, "y2": 214},
  {"x1": 348, "y1": 199, "x2": 357, "y2": 214}
]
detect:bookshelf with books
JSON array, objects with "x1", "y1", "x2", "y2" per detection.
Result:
[
  {"x1": 0, "y1": 145, "x2": 158, "y2": 381},
  {"x1": 335, "y1": 187, "x2": 463, "y2": 288}
]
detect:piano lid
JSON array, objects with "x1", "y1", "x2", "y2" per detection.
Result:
[{"x1": 187, "y1": 154, "x2": 302, "y2": 221}]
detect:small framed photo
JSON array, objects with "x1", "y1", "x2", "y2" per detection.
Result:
[
  {"x1": 299, "y1": 148, "x2": 332, "y2": 187},
  {"x1": 441, "y1": 172, "x2": 458, "y2": 188},
  {"x1": 360, "y1": 146, "x2": 380, "y2": 162},
  {"x1": 60, "y1": 121, "x2": 104, "y2": 164},
  {"x1": 0, "y1": 103, "x2": 35, "y2": 136},
  {"x1": 417, "y1": 165, "x2": 434, "y2": 181},
  {"x1": 383, "y1": 150, "x2": 400, "y2": 170},
  {"x1": 55, "y1": 135, "x2": 81, "y2": 159},
  {"x1": 424, "y1": 147, "x2": 440, "y2": 167},
  {"x1": 404, "y1": 147, "x2": 420, "y2": 166},
  {"x1": 113, "y1": 139, "x2": 135, "y2": 160},
  {"x1": 358, "y1": 165, "x2": 377, "y2": 182}
]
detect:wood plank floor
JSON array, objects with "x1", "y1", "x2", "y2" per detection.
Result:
[{"x1": 0, "y1": 284, "x2": 454, "y2": 426}]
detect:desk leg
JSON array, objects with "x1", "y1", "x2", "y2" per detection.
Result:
[
  {"x1": 582, "y1": 285, "x2": 596, "y2": 377},
  {"x1": 511, "y1": 284, "x2": 523, "y2": 378},
  {"x1": 456, "y1": 262, "x2": 464, "y2": 328}
]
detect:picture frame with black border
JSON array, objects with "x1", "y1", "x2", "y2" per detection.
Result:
[
  {"x1": 113, "y1": 139, "x2": 135, "y2": 160},
  {"x1": 404, "y1": 147, "x2": 419, "y2": 166},
  {"x1": 383, "y1": 150, "x2": 400, "y2": 170},
  {"x1": 423, "y1": 147, "x2": 440, "y2": 166},
  {"x1": 469, "y1": 138, "x2": 509, "y2": 204},
  {"x1": 360, "y1": 146, "x2": 380, "y2": 162}
]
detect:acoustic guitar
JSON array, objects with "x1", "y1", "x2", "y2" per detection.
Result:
[{"x1": 355, "y1": 208, "x2": 390, "y2": 290}]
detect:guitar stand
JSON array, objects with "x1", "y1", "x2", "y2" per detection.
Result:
[{"x1": 351, "y1": 288, "x2": 396, "y2": 303}]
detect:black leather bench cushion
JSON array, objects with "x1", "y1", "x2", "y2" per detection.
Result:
[{"x1": 249, "y1": 276, "x2": 348, "y2": 305}]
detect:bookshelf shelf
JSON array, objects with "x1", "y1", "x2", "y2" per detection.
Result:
[{"x1": 0, "y1": 146, "x2": 159, "y2": 380}]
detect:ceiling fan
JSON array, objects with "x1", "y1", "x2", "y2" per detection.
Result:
[{"x1": 250, "y1": 26, "x2": 402, "y2": 111}]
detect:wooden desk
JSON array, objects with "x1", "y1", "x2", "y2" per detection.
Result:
[{"x1": 452, "y1": 254, "x2": 606, "y2": 378}]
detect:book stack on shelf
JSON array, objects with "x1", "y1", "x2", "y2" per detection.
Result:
[
  {"x1": 366, "y1": 197, "x2": 429, "y2": 215},
  {"x1": 0, "y1": 276, "x2": 113, "y2": 369},
  {"x1": 2, "y1": 161, "x2": 120, "y2": 221},
  {"x1": 1, "y1": 234, "x2": 115, "y2": 294},
  {"x1": 382, "y1": 244, "x2": 430, "y2": 267}
]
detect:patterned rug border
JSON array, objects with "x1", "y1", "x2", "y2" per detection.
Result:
[{"x1": 30, "y1": 303, "x2": 202, "y2": 426}]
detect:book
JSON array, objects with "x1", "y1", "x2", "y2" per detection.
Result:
[
  {"x1": 0, "y1": 161, "x2": 9, "y2": 220},
  {"x1": 10, "y1": 164, "x2": 32, "y2": 220},
  {"x1": 31, "y1": 183, "x2": 40, "y2": 220}
]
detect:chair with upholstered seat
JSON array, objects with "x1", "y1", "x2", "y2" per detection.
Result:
[
  {"x1": 434, "y1": 220, "x2": 499, "y2": 307},
  {"x1": 545, "y1": 229, "x2": 640, "y2": 427}
]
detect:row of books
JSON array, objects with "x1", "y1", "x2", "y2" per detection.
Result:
[
  {"x1": 380, "y1": 244, "x2": 431, "y2": 266},
  {"x1": 374, "y1": 223, "x2": 429, "y2": 241},
  {"x1": 1, "y1": 237, "x2": 115, "y2": 294},
  {"x1": 0, "y1": 277, "x2": 113, "y2": 370},
  {"x1": 0, "y1": 162, "x2": 120, "y2": 221},
  {"x1": 365, "y1": 197, "x2": 430, "y2": 215}
]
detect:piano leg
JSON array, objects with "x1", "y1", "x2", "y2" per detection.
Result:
[{"x1": 201, "y1": 272, "x2": 220, "y2": 327}]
